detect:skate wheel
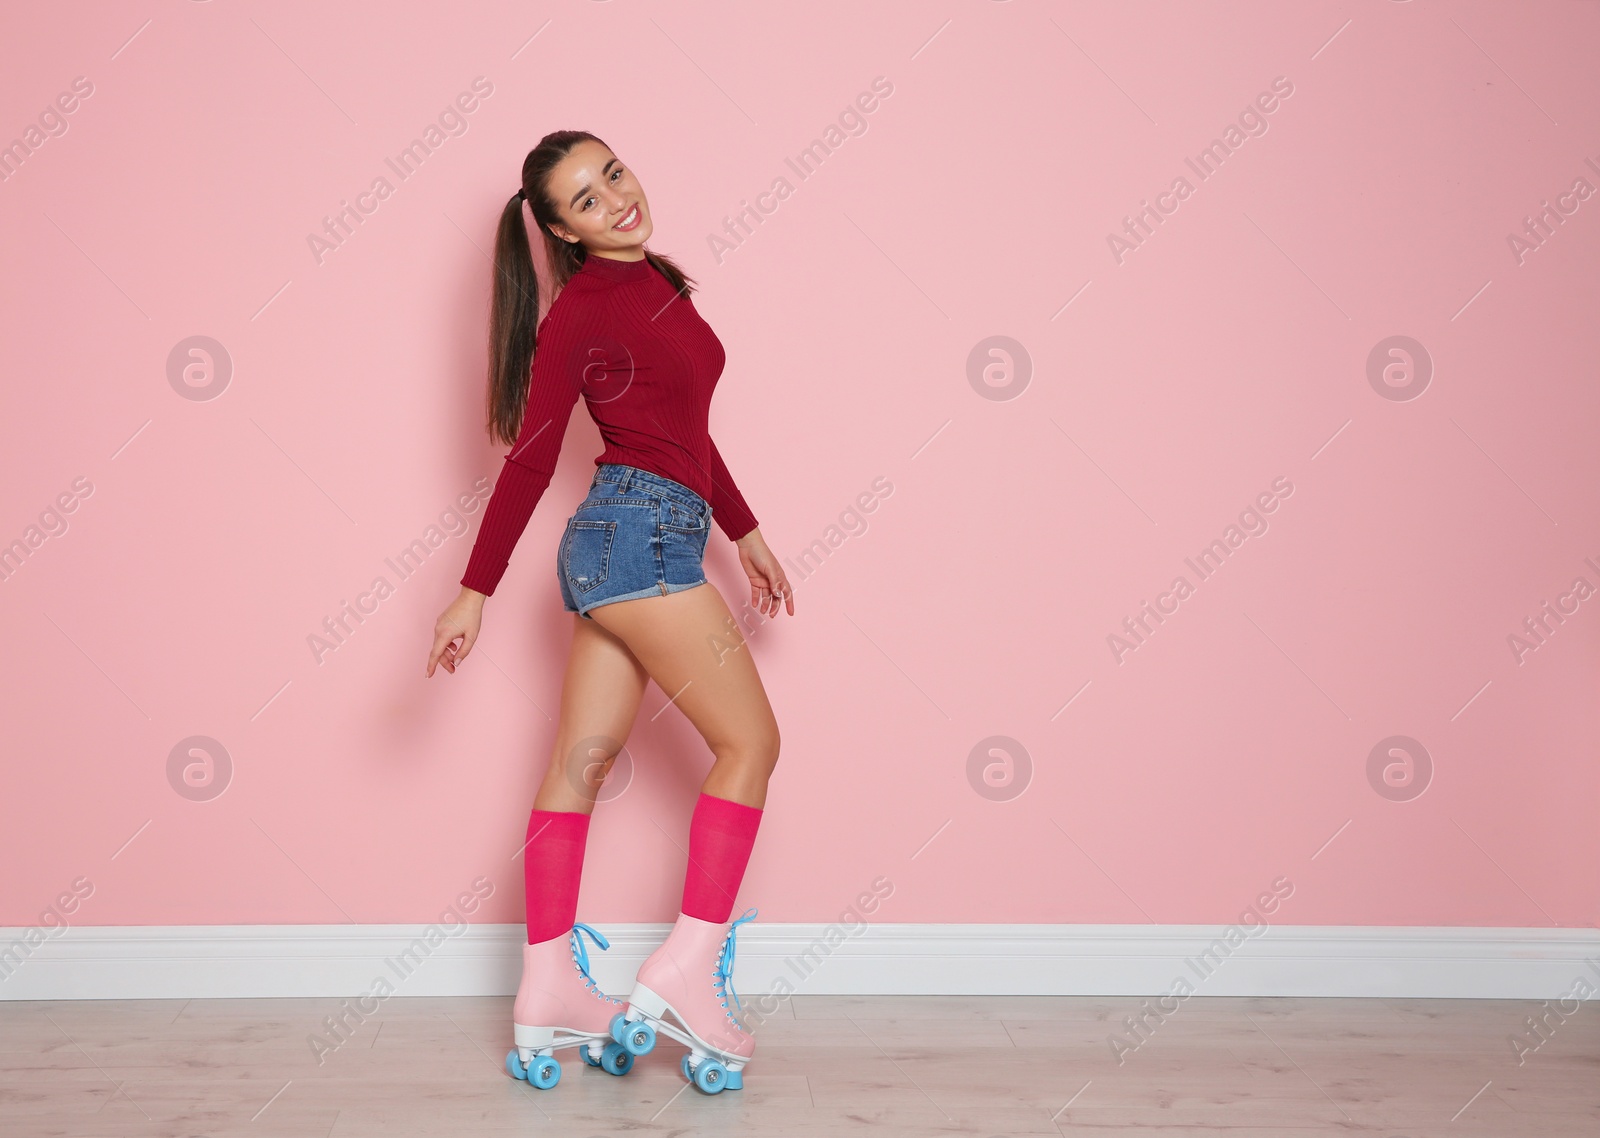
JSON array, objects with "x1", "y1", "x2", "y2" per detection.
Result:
[
  {"x1": 680, "y1": 1053, "x2": 695, "y2": 1083},
  {"x1": 692, "y1": 1056, "x2": 728, "y2": 1094},
  {"x1": 616, "y1": 1017, "x2": 656, "y2": 1056},
  {"x1": 530, "y1": 1057, "x2": 561, "y2": 1089},
  {"x1": 582, "y1": 1043, "x2": 602, "y2": 1068},
  {"x1": 600, "y1": 1041, "x2": 634, "y2": 1076},
  {"x1": 505, "y1": 1048, "x2": 528, "y2": 1081}
]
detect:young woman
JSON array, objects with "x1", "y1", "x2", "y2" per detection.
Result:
[{"x1": 426, "y1": 131, "x2": 792, "y2": 1095}]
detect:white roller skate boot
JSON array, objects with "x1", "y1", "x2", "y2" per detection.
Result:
[
  {"x1": 609, "y1": 909, "x2": 758, "y2": 1094},
  {"x1": 505, "y1": 923, "x2": 633, "y2": 1088}
]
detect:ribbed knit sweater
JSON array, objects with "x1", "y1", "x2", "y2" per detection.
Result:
[{"x1": 459, "y1": 251, "x2": 760, "y2": 597}]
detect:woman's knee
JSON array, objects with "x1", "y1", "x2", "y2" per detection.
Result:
[
  {"x1": 714, "y1": 723, "x2": 779, "y2": 777},
  {"x1": 541, "y1": 732, "x2": 626, "y2": 804}
]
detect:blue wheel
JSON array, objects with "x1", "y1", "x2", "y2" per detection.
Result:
[
  {"x1": 505, "y1": 1049, "x2": 528, "y2": 1081},
  {"x1": 693, "y1": 1056, "x2": 728, "y2": 1094},
  {"x1": 617, "y1": 1018, "x2": 656, "y2": 1056},
  {"x1": 600, "y1": 1041, "x2": 634, "y2": 1076},
  {"x1": 608, "y1": 1013, "x2": 630, "y2": 1045},
  {"x1": 680, "y1": 1053, "x2": 694, "y2": 1083},
  {"x1": 530, "y1": 1057, "x2": 561, "y2": 1089},
  {"x1": 582, "y1": 1044, "x2": 602, "y2": 1068}
]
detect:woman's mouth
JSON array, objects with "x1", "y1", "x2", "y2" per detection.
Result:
[{"x1": 612, "y1": 203, "x2": 642, "y2": 231}]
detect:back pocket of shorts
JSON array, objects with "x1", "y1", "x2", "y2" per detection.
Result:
[{"x1": 563, "y1": 520, "x2": 616, "y2": 593}]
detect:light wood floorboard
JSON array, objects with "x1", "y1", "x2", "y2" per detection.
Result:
[{"x1": 0, "y1": 994, "x2": 1594, "y2": 1136}]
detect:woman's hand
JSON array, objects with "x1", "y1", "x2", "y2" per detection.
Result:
[
  {"x1": 428, "y1": 588, "x2": 486, "y2": 676},
  {"x1": 735, "y1": 529, "x2": 794, "y2": 618}
]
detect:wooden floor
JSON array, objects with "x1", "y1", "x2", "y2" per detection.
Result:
[{"x1": 2, "y1": 993, "x2": 1595, "y2": 1136}]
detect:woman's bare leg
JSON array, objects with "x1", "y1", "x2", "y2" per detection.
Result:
[
  {"x1": 531, "y1": 614, "x2": 651, "y2": 814},
  {"x1": 584, "y1": 582, "x2": 779, "y2": 808}
]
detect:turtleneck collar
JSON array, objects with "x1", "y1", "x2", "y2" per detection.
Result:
[{"x1": 578, "y1": 251, "x2": 653, "y2": 282}]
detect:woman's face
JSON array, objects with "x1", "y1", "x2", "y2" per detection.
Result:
[{"x1": 544, "y1": 140, "x2": 652, "y2": 258}]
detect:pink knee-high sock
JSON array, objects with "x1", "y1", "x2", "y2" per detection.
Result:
[
  {"x1": 681, "y1": 792, "x2": 764, "y2": 923},
  {"x1": 523, "y1": 809, "x2": 590, "y2": 944}
]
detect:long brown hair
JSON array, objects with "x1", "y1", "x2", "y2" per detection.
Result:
[{"x1": 486, "y1": 130, "x2": 697, "y2": 446}]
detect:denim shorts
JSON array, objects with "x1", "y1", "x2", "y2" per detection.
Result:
[{"x1": 556, "y1": 464, "x2": 714, "y2": 620}]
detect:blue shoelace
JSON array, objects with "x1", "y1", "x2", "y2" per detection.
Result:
[
  {"x1": 570, "y1": 923, "x2": 617, "y2": 1002},
  {"x1": 713, "y1": 909, "x2": 759, "y2": 1021}
]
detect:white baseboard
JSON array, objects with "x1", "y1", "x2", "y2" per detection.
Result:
[{"x1": 2, "y1": 923, "x2": 1597, "y2": 1001}]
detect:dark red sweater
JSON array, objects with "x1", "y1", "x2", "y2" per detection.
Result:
[{"x1": 460, "y1": 252, "x2": 760, "y2": 597}]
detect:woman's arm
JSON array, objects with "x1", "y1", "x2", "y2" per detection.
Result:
[
  {"x1": 706, "y1": 434, "x2": 792, "y2": 618},
  {"x1": 458, "y1": 304, "x2": 588, "y2": 597},
  {"x1": 705, "y1": 434, "x2": 760, "y2": 542}
]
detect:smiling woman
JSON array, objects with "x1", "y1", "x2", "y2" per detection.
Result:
[{"x1": 427, "y1": 128, "x2": 793, "y2": 1099}]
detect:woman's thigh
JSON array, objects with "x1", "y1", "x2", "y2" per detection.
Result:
[
  {"x1": 535, "y1": 613, "x2": 651, "y2": 812},
  {"x1": 584, "y1": 581, "x2": 779, "y2": 803}
]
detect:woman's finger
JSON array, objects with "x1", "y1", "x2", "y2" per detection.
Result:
[
  {"x1": 428, "y1": 625, "x2": 465, "y2": 676},
  {"x1": 426, "y1": 631, "x2": 451, "y2": 676}
]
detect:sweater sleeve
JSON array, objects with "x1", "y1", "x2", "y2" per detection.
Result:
[
  {"x1": 706, "y1": 434, "x2": 759, "y2": 542},
  {"x1": 459, "y1": 303, "x2": 587, "y2": 597}
]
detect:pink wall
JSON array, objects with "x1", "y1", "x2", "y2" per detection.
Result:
[{"x1": 2, "y1": 1, "x2": 1596, "y2": 933}]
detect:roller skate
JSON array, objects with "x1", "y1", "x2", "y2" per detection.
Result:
[
  {"x1": 505, "y1": 923, "x2": 634, "y2": 1088},
  {"x1": 609, "y1": 909, "x2": 758, "y2": 1095}
]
